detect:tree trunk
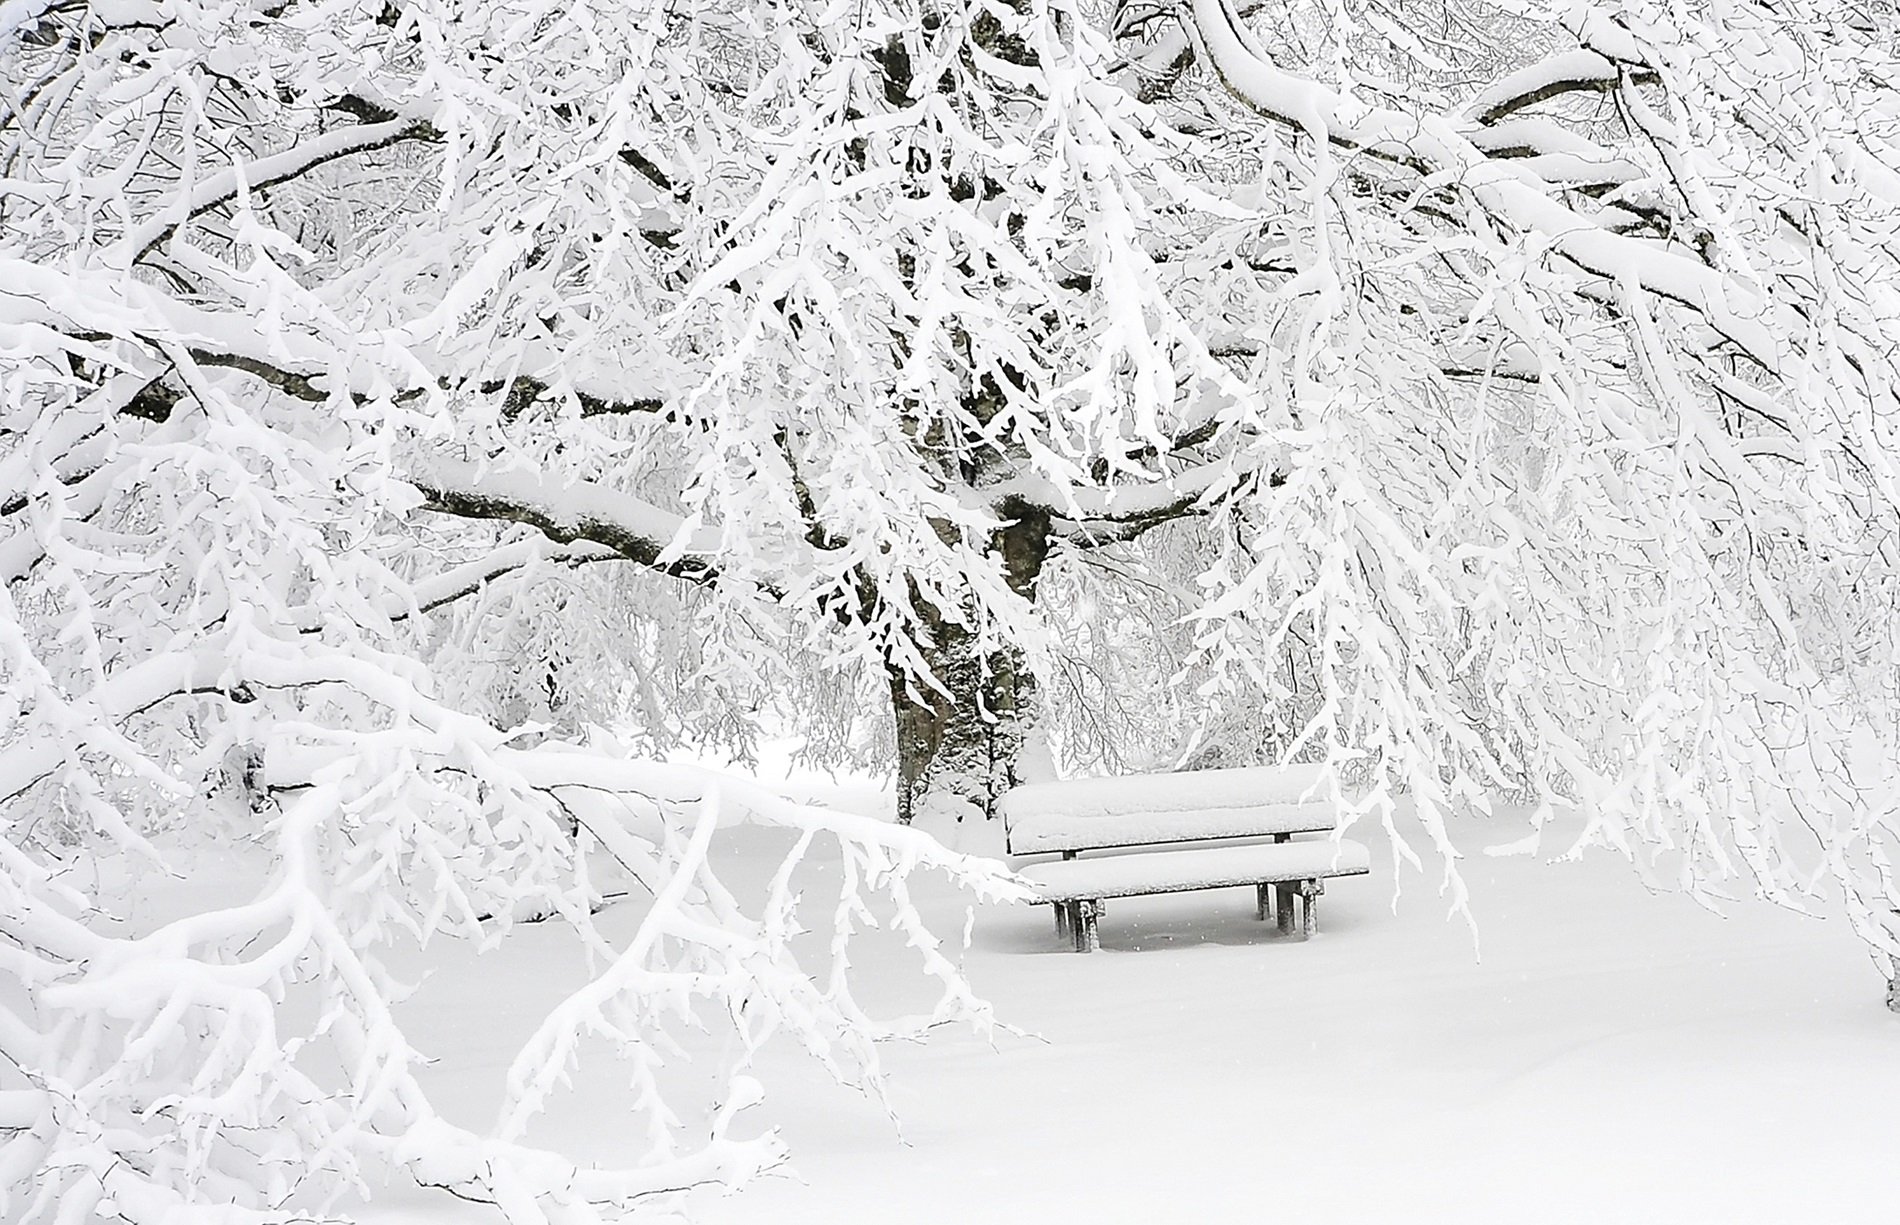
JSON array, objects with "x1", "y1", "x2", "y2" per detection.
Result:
[{"x1": 891, "y1": 503, "x2": 1050, "y2": 824}]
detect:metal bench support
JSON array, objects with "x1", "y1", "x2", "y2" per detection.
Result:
[
  {"x1": 1072, "y1": 899, "x2": 1101, "y2": 953},
  {"x1": 1300, "y1": 878, "x2": 1323, "y2": 938}
]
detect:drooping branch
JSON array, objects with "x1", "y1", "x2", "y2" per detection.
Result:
[
  {"x1": 127, "y1": 117, "x2": 441, "y2": 262},
  {"x1": 1181, "y1": 0, "x2": 1802, "y2": 381},
  {"x1": 288, "y1": 538, "x2": 622, "y2": 633},
  {"x1": 1462, "y1": 49, "x2": 1659, "y2": 125},
  {"x1": 1, "y1": 334, "x2": 695, "y2": 600},
  {"x1": 0, "y1": 651, "x2": 230, "y2": 807}
]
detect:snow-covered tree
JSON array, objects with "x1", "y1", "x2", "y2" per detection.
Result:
[{"x1": 4, "y1": 0, "x2": 1899, "y2": 1218}]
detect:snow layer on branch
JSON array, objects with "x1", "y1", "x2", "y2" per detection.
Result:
[{"x1": 1462, "y1": 49, "x2": 1626, "y2": 123}]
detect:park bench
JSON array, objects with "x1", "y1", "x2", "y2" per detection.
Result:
[{"x1": 999, "y1": 765, "x2": 1371, "y2": 953}]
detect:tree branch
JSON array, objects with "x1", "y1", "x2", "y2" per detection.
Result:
[
  {"x1": 128, "y1": 117, "x2": 441, "y2": 262},
  {"x1": 1183, "y1": 0, "x2": 1794, "y2": 379},
  {"x1": 489, "y1": 373, "x2": 665, "y2": 421},
  {"x1": 406, "y1": 456, "x2": 717, "y2": 584},
  {"x1": 290, "y1": 538, "x2": 623, "y2": 633},
  {"x1": 1463, "y1": 50, "x2": 1660, "y2": 126}
]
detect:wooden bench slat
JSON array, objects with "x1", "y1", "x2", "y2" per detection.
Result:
[
  {"x1": 997, "y1": 765, "x2": 1330, "y2": 825},
  {"x1": 1018, "y1": 839, "x2": 1371, "y2": 903},
  {"x1": 1005, "y1": 801, "x2": 1335, "y2": 856}
]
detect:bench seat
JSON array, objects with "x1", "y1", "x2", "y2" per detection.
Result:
[
  {"x1": 1018, "y1": 838, "x2": 1370, "y2": 952},
  {"x1": 995, "y1": 766, "x2": 1364, "y2": 953},
  {"x1": 1018, "y1": 838, "x2": 1370, "y2": 901}
]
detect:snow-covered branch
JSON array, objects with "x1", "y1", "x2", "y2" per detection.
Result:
[
  {"x1": 1463, "y1": 49, "x2": 1655, "y2": 124},
  {"x1": 408, "y1": 457, "x2": 719, "y2": 582}
]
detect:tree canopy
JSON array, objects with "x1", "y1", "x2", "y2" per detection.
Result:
[{"x1": 3, "y1": 0, "x2": 1898, "y2": 1219}]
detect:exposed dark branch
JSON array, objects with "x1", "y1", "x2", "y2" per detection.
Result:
[
  {"x1": 321, "y1": 93, "x2": 405, "y2": 126},
  {"x1": 490, "y1": 374, "x2": 665, "y2": 421},
  {"x1": 34, "y1": 345, "x2": 708, "y2": 595},
  {"x1": 1441, "y1": 364, "x2": 1542, "y2": 385},
  {"x1": 1471, "y1": 66, "x2": 1661, "y2": 127},
  {"x1": 409, "y1": 476, "x2": 716, "y2": 585},
  {"x1": 184, "y1": 348, "x2": 330, "y2": 401},
  {"x1": 1059, "y1": 500, "x2": 1208, "y2": 549},
  {"x1": 618, "y1": 145, "x2": 686, "y2": 200},
  {"x1": 91, "y1": 331, "x2": 664, "y2": 426},
  {"x1": 1057, "y1": 491, "x2": 1209, "y2": 549}
]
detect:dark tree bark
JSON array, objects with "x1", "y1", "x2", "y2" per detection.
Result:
[{"x1": 891, "y1": 501, "x2": 1050, "y2": 824}]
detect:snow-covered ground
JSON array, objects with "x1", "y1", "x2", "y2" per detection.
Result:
[{"x1": 357, "y1": 752, "x2": 1899, "y2": 1224}]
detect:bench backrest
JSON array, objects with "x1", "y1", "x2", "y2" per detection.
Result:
[{"x1": 999, "y1": 766, "x2": 1339, "y2": 856}]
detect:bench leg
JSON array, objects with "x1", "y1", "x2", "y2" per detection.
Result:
[
  {"x1": 1054, "y1": 902, "x2": 1070, "y2": 940},
  {"x1": 1255, "y1": 882, "x2": 1272, "y2": 921},
  {"x1": 1073, "y1": 899, "x2": 1100, "y2": 953},
  {"x1": 1275, "y1": 883, "x2": 1297, "y2": 936},
  {"x1": 1300, "y1": 878, "x2": 1323, "y2": 938}
]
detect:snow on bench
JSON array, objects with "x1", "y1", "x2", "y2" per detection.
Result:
[
  {"x1": 997, "y1": 766, "x2": 1367, "y2": 952},
  {"x1": 1018, "y1": 839, "x2": 1371, "y2": 902},
  {"x1": 999, "y1": 765, "x2": 1334, "y2": 856},
  {"x1": 1004, "y1": 802, "x2": 1334, "y2": 856}
]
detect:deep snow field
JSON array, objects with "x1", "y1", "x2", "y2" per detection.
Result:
[{"x1": 353, "y1": 750, "x2": 1900, "y2": 1225}]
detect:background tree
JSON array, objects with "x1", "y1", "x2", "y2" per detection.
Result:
[{"x1": 4, "y1": 0, "x2": 1900, "y2": 1220}]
